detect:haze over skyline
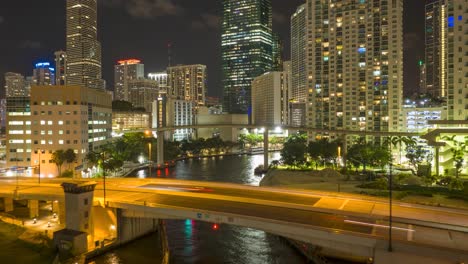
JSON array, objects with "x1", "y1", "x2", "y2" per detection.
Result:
[{"x1": 0, "y1": 0, "x2": 424, "y2": 98}]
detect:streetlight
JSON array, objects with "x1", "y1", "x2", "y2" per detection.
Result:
[
  {"x1": 388, "y1": 162, "x2": 393, "y2": 252},
  {"x1": 148, "y1": 142, "x2": 152, "y2": 177}
]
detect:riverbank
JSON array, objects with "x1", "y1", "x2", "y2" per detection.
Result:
[{"x1": 0, "y1": 220, "x2": 55, "y2": 264}]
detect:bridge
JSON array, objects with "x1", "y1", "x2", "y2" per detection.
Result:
[{"x1": 0, "y1": 178, "x2": 467, "y2": 263}]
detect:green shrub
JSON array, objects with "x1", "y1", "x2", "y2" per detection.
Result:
[
  {"x1": 402, "y1": 175, "x2": 422, "y2": 186},
  {"x1": 60, "y1": 170, "x2": 74, "y2": 178},
  {"x1": 357, "y1": 178, "x2": 388, "y2": 190},
  {"x1": 449, "y1": 178, "x2": 464, "y2": 191}
]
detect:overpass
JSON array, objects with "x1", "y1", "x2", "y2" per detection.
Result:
[{"x1": 0, "y1": 178, "x2": 467, "y2": 263}]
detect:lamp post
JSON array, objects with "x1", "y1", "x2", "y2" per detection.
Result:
[
  {"x1": 388, "y1": 162, "x2": 393, "y2": 252},
  {"x1": 148, "y1": 142, "x2": 152, "y2": 177}
]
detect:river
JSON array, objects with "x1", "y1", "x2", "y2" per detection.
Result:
[{"x1": 91, "y1": 153, "x2": 307, "y2": 264}]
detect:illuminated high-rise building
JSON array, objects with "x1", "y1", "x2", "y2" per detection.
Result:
[
  {"x1": 306, "y1": 0, "x2": 403, "y2": 139},
  {"x1": 251, "y1": 69, "x2": 291, "y2": 126},
  {"x1": 425, "y1": 0, "x2": 467, "y2": 120},
  {"x1": 425, "y1": 0, "x2": 444, "y2": 99},
  {"x1": 418, "y1": 60, "x2": 427, "y2": 94},
  {"x1": 32, "y1": 62, "x2": 55, "y2": 86},
  {"x1": 114, "y1": 59, "x2": 144, "y2": 101},
  {"x1": 272, "y1": 34, "x2": 283, "y2": 71},
  {"x1": 54, "y1": 50, "x2": 67, "y2": 85},
  {"x1": 222, "y1": 0, "x2": 273, "y2": 114},
  {"x1": 291, "y1": 4, "x2": 307, "y2": 103},
  {"x1": 66, "y1": 0, "x2": 104, "y2": 89},
  {"x1": 167, "y1": 64, "x2": 207, "y2": 106},
  {"x1": 129, "y1": 79, "x2": 160, "y2": 112},
  {"x1": 148, "y1": 72, "x2": 169, "y2": 92},
  {"x1": 5, "y1": 72, "x2": 27, "y2": 97}
]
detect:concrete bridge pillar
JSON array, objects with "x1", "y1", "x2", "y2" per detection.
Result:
[
  {"x1": 157, "y1": 131, "x2": 164, "y2": 166},
  {"x1": 3, "y1": 197, "x2": 14, "y2": 212},
  {"x1": 263, "y1": 130, "x2": 269, "y2": 170},
  {"x1": 53, "y1": 200, "x2": 66, "y2": 224},
  {"x1": 28, "y1": 200, "x2": 39, "y2": 218}
]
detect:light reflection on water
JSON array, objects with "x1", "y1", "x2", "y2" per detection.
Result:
[
  {"x1": 92, "y1": 153, "x2": 306, "y2": 264},
  {"x1": 134, "y1": 152, "x2": 281, "y2": 186}
]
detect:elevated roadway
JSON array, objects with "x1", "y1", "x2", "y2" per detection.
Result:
[{"x1": 0, "y1": 178, "x2": 467, "y2": 263}]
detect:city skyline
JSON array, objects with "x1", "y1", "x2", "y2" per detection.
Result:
[{"x1": 0, "y1": 0, "x2": 424, "y2": 98}]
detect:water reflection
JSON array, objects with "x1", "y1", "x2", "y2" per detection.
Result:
[{"x1": 133, "y1": 152, "x2": 281, "y2": 186}]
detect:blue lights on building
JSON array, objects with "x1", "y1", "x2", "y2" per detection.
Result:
[
  {"x1": 358, "y1": 47, "x2": 366, "y2": 54},
  {"x1": 35, "y1": 62, "x2": 52, "y2": 68},
  {"x1": 448, "y1": 16, "x2": 454, "y2": 27}
]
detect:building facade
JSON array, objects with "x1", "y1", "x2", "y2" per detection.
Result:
[
  {"x1": 418, "y1": 60, "x2": 427, "y2": 94},
  {"x1": 66, "y1": 0, "x2": 104, "y2": 89},
  {"x1": 167, "y1": 64, "x2": 207, "y2": 106},
  {"x1": 5, "y1": 97, "x2": 31, "y2": 175},
  {"x1": 114, "y1": 59, "x2": 145, "y2": 101},
  {"x1": 222, "y1": 0, "x2": 273, "y2": 114},
  {"x1": 55, "y1": 50, "x2": 68, "y2": 86},
  {"x1": 33, "y1": 62, "x2": 55, "y2": 86},
  {"x1": 148, "y1": 72, "x2": 169, "y2": 90},
  {"x1": 5, "y1": 72, "x2": 27, "y2": 97},
  {"x1": 425, "y1": 0, "x2": 467, "y2": 120},
  {"x1": 153, "y1": 95, "x2": 195, "y2": 141},
  {"x1": 27, "y1": 85, "x2": 111, "y2": 177},
  {"x1": 425, "y1": 0, "x2": 444, "y2": 98},
  {"x1": 112, "y1": 112, "x2": 151, "y2": 132},
  {"x1": 291, "y1": 4, "x2": 307, "y2": 104},
  {"x1": 306, "y1": 0, "x2": 404, "y2": 139},
  {"x1": 251, "y1": 71, "x2": 291, "y2": 126},
  {"x1": 128, "y1": 79, "x2": 160, "y2": 113}
]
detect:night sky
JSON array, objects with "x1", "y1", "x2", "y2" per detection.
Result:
[{"x1": 0, "y1": 0, "x2": 424, "y2": 98}]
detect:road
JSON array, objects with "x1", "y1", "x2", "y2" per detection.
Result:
[{"x1": 1, "y1": 177, "x2": 468, "y2": 254}]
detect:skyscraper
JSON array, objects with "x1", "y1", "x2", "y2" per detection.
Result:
[
  {"x1": 128, "y1": 79, "x2": 160, "y2": 112},
  {"x1": 272, "y1": 34, "x2": 284, "y2": 71},
  {"x1": 291, "y1": 4, "x2": 307, "y2": 103},
  {"x1": 251, "y1": 69, "x2": 291, "y2": 126},
  {"x1": 4, "y1": 72, "x2": 27, "y2": 97},
  {"x1": 66, "y1": 0, "x2": 104, "y2": 89},
  {"x1": 114, "y1": 59, "x2": 145, "y2": 101},
  {"x1": 222, "y1": 0, "x2": 273, "y2": 114},
  {"x1": 425, "y1": 0, "x2": 444, "y2": 99},
  {"x1": 54, "y1": 50, "x2": 67, "y2": 86},
  {"x1": 167, "y1": 64, "x2": 207, "y2": 106},
  {"x1": 306, "y1": 0, "x2": 403, "y2": 139},
  {"x1": 418, "y1": 60, "x2": 427, "y2": 94},
  {"x1": 425, "y1": 0, "x2": 467, "y2": 120},
  {"x1": 32, "y1": 62, "x2": 55, "y2": 86}
]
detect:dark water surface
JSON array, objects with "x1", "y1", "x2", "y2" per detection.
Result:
[{"x1": 91, "y1": 153, "x2": 307, "y2": 264}]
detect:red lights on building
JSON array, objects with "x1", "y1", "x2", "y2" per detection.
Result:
[{"x1": 117, "y1": 59, "x2": 141, "y2": 65}]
